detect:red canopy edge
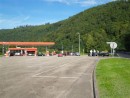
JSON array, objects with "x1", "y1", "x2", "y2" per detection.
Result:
[{"x1": 0, "y1": 42, "x2": 55, "y2": 46}]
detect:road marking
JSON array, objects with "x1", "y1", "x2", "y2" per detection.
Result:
[
  {"x1": 32, "y1": 59, "x2": 80, "y2": 77},
  {"x1": 32, "y1": 76, "x2": 56, "y2": 78},
  {"x1": 59, "y1": 76, "x2": 78, "y2": 79},
  {"x1": 32, "y1": 75, "x2": 78, "y2": 79},
  {"x1": 32, "y1": 63, "x2": 67, "y2": 77},
  {"x1": 32, "y1": 57, "x2": 89, "y2": 78},
  {"x1": 74, "y1": 73, "x2": 89, "y2": 76}
]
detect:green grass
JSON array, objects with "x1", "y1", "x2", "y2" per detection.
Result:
[
  {"x1": 96, "y1": 58, "x2": 130, "y2": 98},
  {"x1": 0, "y1": 55, "x2": 3, "y2": 57}
]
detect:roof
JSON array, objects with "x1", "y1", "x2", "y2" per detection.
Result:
[{"x1": 0, "y1": 42, "x2": 55, "y2": 46}]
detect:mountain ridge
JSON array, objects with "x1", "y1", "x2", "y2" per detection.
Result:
[{"x1": 0, "y1": 0, "x2": 130, "y2": 52}]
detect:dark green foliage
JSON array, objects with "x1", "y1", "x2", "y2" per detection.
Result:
[
  {"x1": 124, "y1": 33, "x2": 130, "y2": 51},
  {"x1": 0, "y1": 1, "x2": 130, "y2": 52}
]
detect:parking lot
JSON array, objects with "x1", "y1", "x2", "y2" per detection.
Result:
[{"x1": 0, "y1": 55, "x2": 99, "y2": 98}]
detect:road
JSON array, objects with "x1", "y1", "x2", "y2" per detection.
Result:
[
  {"x1": 117, "y1": 52, "x2": 130, "y2": 58},
  {"x1": 0, "y1": 56, "x2": 99, "y2": 98}
]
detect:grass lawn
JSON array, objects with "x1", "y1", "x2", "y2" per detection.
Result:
[{"x1": 96, "y1": 58, "x2": 130, "y2": 98}]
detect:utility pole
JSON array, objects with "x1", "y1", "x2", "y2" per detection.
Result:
[
  {"x1": 2, "y1": 45, "x2": 4, "y2": 55},
  {"x1": 46, "y1": 46, "x2": 48, "y2": 52},
  {"x1": 72, "y1": 45, "x2": 73, "y2": 53},
  {"x1": 77, "y1": 33, "x2": 80, "y2": 55},
  {"x1": 2, "y1": 42, "x2": 5, "y2": 55},
  {"x1": 62, "y1": 43, "x2": 63, "y2": 51},
  {"x1": 61, "y1": 43, "x2": 63, "y2": 54}
]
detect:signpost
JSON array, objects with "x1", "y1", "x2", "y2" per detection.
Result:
[{"x1": 107, "y1": 42, "x2": 117, "y2": 56}]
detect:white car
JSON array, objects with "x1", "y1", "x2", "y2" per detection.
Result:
[{"x1": 15, "y1": 53, "x2": 21, "y2": 56}]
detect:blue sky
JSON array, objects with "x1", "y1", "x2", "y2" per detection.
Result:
[{"x1": 0, "y1": 0, "x2": 113, "y2": 29}]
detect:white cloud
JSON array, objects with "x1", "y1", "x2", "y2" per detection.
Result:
[
  {"x1": 0, "y1": 15, "x2": 57, "y2": 29},
  {"x1": 75, "y1": 0, "x2": 97, "y2": 6},
  {"x1": 44, "y1": 0, "x2": 70, "y2": 5},
  {"x1": 23, "y1": 16, "x2": 30, "y2": 21},
  {"x1": 0, "y1": 15, "x2": 31, "y2": 29},
  {"x1": 0, "y1": 16, "x2": 30, "y2": 24},
  {"x1": 0, "y1": 18, "x2": 21, "y2": 27},
  {"x1": 43, "y1": 0, "x2": 98, "y2": 6}
]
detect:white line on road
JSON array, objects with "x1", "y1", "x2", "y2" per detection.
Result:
[
  {"x1": 32, "y1": 75, "x2": 78, "y2": 79},
  {"x1": 32, "y1": 57, "x2": 88, "y2": 78},
  {"x1": 32, "y1": 63, "x2": 68, "y2": 77}
]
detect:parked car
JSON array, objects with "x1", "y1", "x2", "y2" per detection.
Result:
[
  {"x1": 37, "y1": 52, "x2": 45, "y2": 56},
  {"x1": 75, "y1": 52, "x2": 80, "y2": 56},
  {"x1": 92, "y1": 52, "x2": 98, "y2": 56},
  {"x1": 15, "y1": 52, "x2": 21, "y2": 56},
  {"x1": 98, "y1": 52, "x2": 109, "y2": 56},
  {"x1": 58, "y1": 53, "x2": 63, "y2": 57},
  {"x1": 10, "y1": 52, "x2": 15, "y2": 56},
  {"x1": 70, "y1": 52, "x2": 74, "y2": 56}
]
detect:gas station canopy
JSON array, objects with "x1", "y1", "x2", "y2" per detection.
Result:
[
  {"x1": 0, "y1": 42, "x2": 55, "y2": 46},
  {"x1": 0, "y1": 42, "x2": 55, "y2": 57}
]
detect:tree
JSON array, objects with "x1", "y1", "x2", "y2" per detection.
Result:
[{"x1": 85, "y1": 34, "x2": 95, "y2": 52}]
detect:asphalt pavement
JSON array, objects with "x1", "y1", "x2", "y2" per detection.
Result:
[
  {"x1": 0, "y1": 55, "x2": 99, "y2": 98},
  {"x1": 117, "y1": 52, "x2": 130, "y2": 58}
]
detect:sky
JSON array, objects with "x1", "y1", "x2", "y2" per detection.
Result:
[{"x1": 0, "y1": 0, "x2": 114, "y2": 29}]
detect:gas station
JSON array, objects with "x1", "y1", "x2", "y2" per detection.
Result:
[{"x1": 0, "y1": 42, "x2": 55, "y2": 56}]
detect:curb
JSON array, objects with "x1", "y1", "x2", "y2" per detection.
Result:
[{"x1": 92, "y1": 59, "x2": 100, "y2": 98}]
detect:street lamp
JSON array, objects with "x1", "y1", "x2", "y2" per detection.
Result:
[
  {"x1": 62, "y1": 43, "x2": 63, "y2": 51},
  {"x1": 2, "y1": 45, "x2": 4, "y2": 55},
  {"x1": 77, "y1": 33, "x2": 80, "y2": 55},
  {"x1": 61, "y1": 43, "x2": 63, "y2": 54},
  {"x1": 46, "y1": 46, "x2": 48, "y2": 52},
  {"x1": 72, "y1": 45, "x2": 73, "y2": 53},
  {"x1": 2, "y1": 42, "x2": 5, "y2": 55}
]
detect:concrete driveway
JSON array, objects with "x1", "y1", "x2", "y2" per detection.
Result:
[{"x1": 0, "y1": 56, "x2": 99, "y2": 98}]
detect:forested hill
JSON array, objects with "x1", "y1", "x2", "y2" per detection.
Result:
[{"x1": 0, "y1": 0, "x2": 130, "y2": 52}]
